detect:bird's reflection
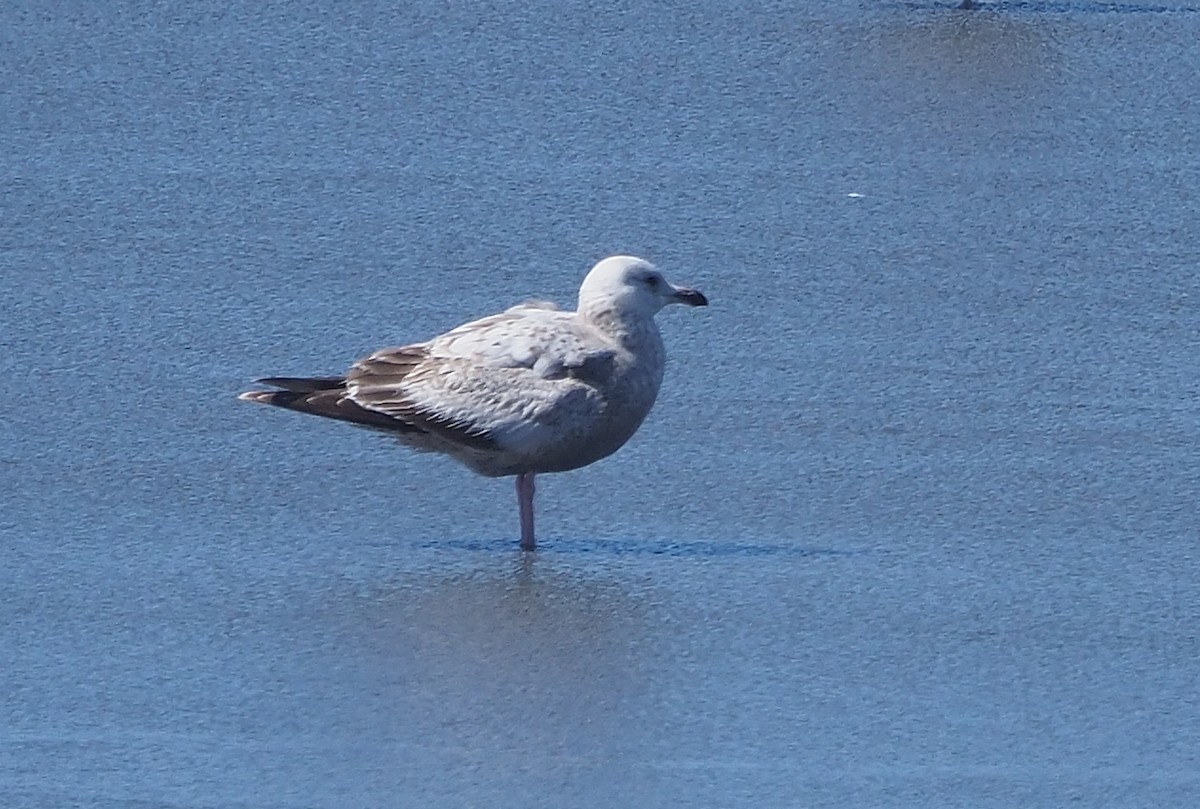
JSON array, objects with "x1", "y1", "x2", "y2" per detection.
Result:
[{"x1": 316, "y1": 558, "x2": 662, "y2": 800}]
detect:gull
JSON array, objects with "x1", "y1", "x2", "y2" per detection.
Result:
[{"x1": 239, "y1": 255, "x2": 708, "y2": 551}]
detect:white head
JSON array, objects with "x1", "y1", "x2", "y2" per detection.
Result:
[{"x1": 577, "y1": 255, "x2": 708, "y2": 322}]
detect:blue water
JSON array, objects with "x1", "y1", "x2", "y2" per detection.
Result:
[{"x1": 3, "y1": 2, "x2": 1199, "y2": 807}]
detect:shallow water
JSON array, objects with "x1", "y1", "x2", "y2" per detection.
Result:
[{"x1": 3, "y1": 1, "x2": 1199, "y2": 806}]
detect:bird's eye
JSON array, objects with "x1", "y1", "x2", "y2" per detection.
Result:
[{"x1": 642, "y1": 274, "x2": 659, "y2": 288}]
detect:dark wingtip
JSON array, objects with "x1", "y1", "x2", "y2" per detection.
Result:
[{"x1": 257, "y1": 376, "x2": 345, "y2": 392}]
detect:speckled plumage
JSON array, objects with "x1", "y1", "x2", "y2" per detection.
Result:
[{"x1": 239, "y1": 255, "x2": 707, "y2": 549}]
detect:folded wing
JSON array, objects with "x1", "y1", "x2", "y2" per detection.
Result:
[{"x1": 346, "y1": 302, "x2": 618, "y2": 456}]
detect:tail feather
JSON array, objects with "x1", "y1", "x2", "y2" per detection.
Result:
[{"x1": 239, "y1": 380, "x2": 418, "y2": 434}]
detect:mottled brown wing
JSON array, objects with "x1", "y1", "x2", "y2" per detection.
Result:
[{"x1": 346, "y1": 346, "x2": 502, "y2": 451}]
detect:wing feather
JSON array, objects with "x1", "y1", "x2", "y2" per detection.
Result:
[{"x1": 345, "y1": 305, "x2": 617, "y2": 454}]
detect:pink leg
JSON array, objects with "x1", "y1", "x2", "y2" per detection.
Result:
[{"x1": 516, "y1": 472, "x2": 536, "y2": 551}]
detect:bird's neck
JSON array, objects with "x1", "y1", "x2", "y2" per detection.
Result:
[{"x1": 583, "y1": 305, "x2": 662, "y2": 352}]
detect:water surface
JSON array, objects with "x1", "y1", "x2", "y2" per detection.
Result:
[{"x1": 2, "y1": 1, "x2": 1198, "y2": 806}]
